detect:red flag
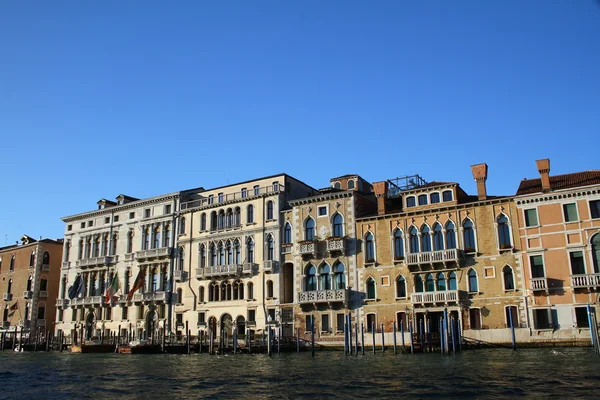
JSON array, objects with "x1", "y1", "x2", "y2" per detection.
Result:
[
  {"x1": 9, "y1": 301, "x2": 18, "y2": 311},
  {"x1": 127, "y1": 269, "x2": 145, "y2": 301}
]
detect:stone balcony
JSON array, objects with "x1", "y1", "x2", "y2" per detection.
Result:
[
  {"x1": 56, "y1": 298, "x2": 70, "y2": 308},
  {"x1": 410, "y1": 290, "x2": 459, "y2": 305},
  {"x1": 3, "y1": 293, "x2": 13, "y2": 301},
  {"x1": 174, "y1": 269, "x2": 188, "y2": 282},
  {"x1": 118, "y1": 295, "x2": 129, "y2": 304},
  {"x1": 406, "y1": 249, "x2": 460, "y2": 267},
  {"x1": 298, "y1": 288, "x2": 349, "y2": 305},
  {"x1": 41, "y1": 264, "x2": 51, "y2": 272},
  {"x1": 71, "y1": 297, "x2": 85, "y2": 307},
  {"x1": 84, "y1": 296, "x2": 104, "y2": 306},
  {"x1": 62, "y1": 262, "x2": 70, "y2": 270},
  {"x1": 263, "y1": 260, "x2": 278, "y2": 273},
  {"x1": 530, "y1": 277, "x2": 548, "y2": 291},
  {"x1": 136, "y1": 247, "x2": 173, "y2": 261},
  {"x1": 143, "y1": 291, "x2": 168, "y2": 303},
  {"x1": 23, "y1": 291, "x2": 33, "y2": 299},
  {"x1": 1, "y1": 321, "x2": 10, "y2": 329},
  {"x1": 299, "y1": 241, "x2": 316, "y2": 257},
  {"x1": 571, "y1": 274, "x2": 600, "y2": 289},
  {"x1": 19, "y1": 320, "x2": 31, "y2": 328},
  {"x1": 76, "y1": 255, "x2": 119, "y2": 269},
  {"x1": 124, "y1": 253, "x2": 135, "y2": 262},
  {"x1": 39, "y1": 291, "x2": 48, "y2": 298},
  {"x1": 242, "y1": 263, "x2": 257, "y2": 274},
  {"x1": 326, "y1": 238, "x2": 345, "y2": 253},
  {"x1": 38, "y1": 320, "x2": 46, "y2": 327}
]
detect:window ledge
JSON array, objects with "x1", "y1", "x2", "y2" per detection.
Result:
[
  {"x1": 498, "y1": 246, "x2": 514, "y2": 253},
  {"x1": 468, "y1": 291, "x2": 480, "y2": 295},
  {"x1": 395, "y1": 297, "x2": 407, "y2": 300},
  {"x1": 365, "y1": 298, "x2": 377, "y2": 303}
]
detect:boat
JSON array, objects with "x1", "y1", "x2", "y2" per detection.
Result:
[
  {"x1": 118, "y1": 339, "x2": 162, "y2": 354},
  {"x1": 71, "y1": 340, "x2": 116, "y2": 353}
]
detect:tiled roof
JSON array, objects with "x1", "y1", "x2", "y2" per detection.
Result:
[{"x1": 516, "y1": 171, "x2": 600, "y2": 195}]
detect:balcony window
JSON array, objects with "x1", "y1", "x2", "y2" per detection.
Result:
[
  {"x1": 409, "y1": 227, "x2": 419, "y2": 253},
  {"x1": 463, "y1": 219, "x2": 476, "y2": 252},
  {"x1": 27, "y1": 276, "x2": 32, "y2": 291},
  {"x1": 283, "y1": 223, "x2": 292, "y2": 244},
  {"x1": 226, "y1": 241, "x2": 233, "y2": 264},
  {"x1": 366, "y1": 278, "x2": 376, "y2": 300},
  {"x1": 497, "y1": 214, "x2": 512, "y2": 249},
  {"x1": 433, "y1": 223, "x2": 443, "y2": 251},
  {"x1": 218, "y1": 243, "x2": 225, "y2": 266},
  {"x1": 305, "y1": 265, "x2": 317, "y2": 291},
  {"x1": 40, "y1": 279, "x2": 48, "y2": 292},
  {"x1": 218, "y1": 210, "x2": 225, "y2": 229},
  {"x1": 332, "y1": 213, "x2": 344, "y2": 238},
  {"x1": 218, "y1": 193, "x2": 224, "y2": 203},
  {"x1": 425, "y1": 273, "x2": 435, "y2": 292},
  {"x1": 305, "y1": 218, "x2": 315, "y2": 241},
  {"x1": 569, "y1": 251, "x2": 585, "y2": 275},
  {"x1": 200, "y1": 245, "x2": 206, "y2": 268},
  {"x1": 420, "y1": 225, "x2": 431, "y2": 252},
  {"x1": 365, "y1": 233, "x2": 375, "y2": 261},
  {"x1": 437, "y1": 272, "x2": 446, "y2": 291},
  {"x1": 503, "y1": 266, "x2": 515, "y2": 290},
  {"x1": 414, "y1": 275, "x2": 423, "y2": 293},
  {"x1": 430, "y1": 192, "x2": 440, "y2": 204},
  {"x1": 201, "y1": 213, "x2": 207, "y2": 231},
  {"x1": 273, "y1": 181, "x2": 279, "y2": 192},
  {"x1": 210, "y1": 245, "x2": 217, "y2": 267},
  {"x1": 234, "y1": 240, "x2": 241, "y2": 264},
  {"x1": 530, "y1": 255, "x2": 545, "y2": 278},
  {"x1": 241, "y1": 188, "x2": 247, "y2": 198},
  {"x1": 468, "y1": 269, "x2": 478, "y2": 293},
  {"x1": 393, "y1": 229, "x2": 404, "y2": 259},
  {"x1": 234, "y1": 207, "x2": 241, "y2": 226},
  {"x1": 445, "y1": 221, "x2": 456, "y2": 249},
  {"x1": 319, "y1": 264, "x2": 331, "y2": 290},
  {"x1": 396, "y1": 276, "x2": 406, "y2": 298},
  {"x1": 153, "y1": 227, "x2": 161, "y2": 249},
  {"x1": 334, "y1": 262, "x2": 345, "y2": 289},
  {"x1": 7, "y1": 279, "x2": 12, "y2": 294},
  {"x1": 448, "y1": 272, "x2": 457, "y2": 290},
  {"x1": 253, "y1": 185, "x2": 260, "y2": 196},
  {"x1": 266, "y1": 280, "x2": 274, "y2": 298}
]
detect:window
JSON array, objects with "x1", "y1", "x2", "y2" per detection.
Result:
[
  {"x1": 266, "y1": 235, "x2": 274, "y2": 261},
  {"x1": 179, "y1": 217, "x2": 186, "y2": 235},
  {"x1": 266, "y1": 280, "x2": 274, "y2": 298},
  {"x1": 208, "y1": 194, "x2": 214, "y2": 204},
  {"x1": 469, "y1": 308, "x2": 481, "y2": 329},
  {"x1": 463, "y1": 219, "x2": 476, "y2": 252},
  {"x1": 366, "y1": 314, "x2": 377, "y2": 332},
  {"x1": 414, "y1": 275, "x2": 423, "y2": 292},
  {"x1": 448, "y1": 272, "x2": 457, "y2": 290},
  {"x1": 81, "y1": 222, "x2": 85, "y2": 228},
  {"x1": 347, "y1": 180, "x2": 355, "y2": 190},
  {"x1": 336, "y1": 314, "x2": 345, "y2": 332},
  {"x1": 37, "y1": 305, "x2": 46, "y2": 320},
  {"x1": 7, "y1": 279, "x2": 12, "y2": 294},
  {"x1": 497, "y1": 214, "x2": 512, "y2": 248},
  {"x1": 366, "y1": 277, "x2": 376, "y2": 300},
  {"x1": 144, "y1": 209, "x2": 151, "y2": 218},
  {"x1": 218, "y1": 193, "x2": 224, "y2": 203},
  {"x1": 333, "y1": 262, "x2": 345, "y2": 289},
  {"x1": 247, "y1": 205, "x2": 254, "y2": 224},
  {"x1": 442, "y1": 190, "x2": 453, "y2": 202},
  {"x1": 199, "y1": 245, "x2": 206, "y2": 268},
  {"x1": 396, "y1": 276, "x2": 406, "y2": 298},
  {"x1": 273, "y1": 181, "x2": 279, "y2": 192},
  {"x1": 569, "y1": 251, "x2": 585, "y2": 275},
  {"x1": 241, "y1": 188, "x2": 247, "y2": 198},
  {"x1": 218, "y1": 242, "x2": 225, "y2": 265},
  {"x1": 333, "y1": 182, "x2": 341, "y2": 189},
  {"x1": 129, "y1": 212, "x2": 135, "y2": 219},
  {"x1": 533, "y1": 309, "x2": 552, "y2": 329},
  {"x1": 153, "y1": 227, "x2": 161, "y2": 249},
  {"x1": 104, "y1": 217, "x2": 110, "y2": 224},
  {"x1": 592, "y1": 234, "x2": 600, "y2": 273},
  {"x1": 365, "y1": 233, "x2": 375, "y2": 262},
  {"x1": 433, "y1": 223, "x2": 443, "y2": 251},
  {"x1": 266, "y1": 201, "x2": 274, "y2": 220},
  {"x1": 332, "y1": 213, "x2": 343, "y2": 238},
  {"x1": 246, "y1": 239, "x2": 254, "y2": 263},
  {"x1": 321, "y1": 314, "x2": 330, "y2": 332},
  {"x1": 409, "y1": 226, "x2": 419, "y2": 253},
  {"x1": 306, "y1": 315, "x2": 314, "y2": 331},
  {"x1": 418, "y1": 194, "x2": 428, "y2": 206},
  {"x1": 530, "y1": 255, "x2": 545, "y2": 278},
  {"x1": 425, "y1": 273, "x2": 435, "y2": 292},
  {"x1": 503, "y1": 266, "x2": 515, "y2": 290},
  {"x1": 114, "y1": 215, "x2": 119, "y2": 222},
  {"x1": 10, "y1": 255, "x2": 15, "y2": 271},
  {"x1": 87, "y1": 220, "x2": 93, "y2": 227},
  {"x1": 563, "y1": 203, "x2": 578, "y2": 222},
  {"x1": 29, "y1": 251, "x2": 36, "y2": 267},
  {"x1": 67, "y1": 224, "x2": 73, "y2": 231},
  {"x1": 165, "y1": 204, "x2": 171, "y2": 214},
  {"x1": 575, "y1": 307, "x2": 589, "y2": 328},
  {"x1": 234, "y1": 240, "x2": 241, "y2": 264},
  {"x1": 393, "y1": 229, "x2": 404, "y2": 259},
  {"x1": 590, "y1": 200, "x2": 600, "y2": 219},
  {"x1": 247, "y1": 282, "x2": 254, "y2": 299},
  {"x1": 420, "y1": 225, "x2": 431, "y2": 252},
  {"x1": 305, "y1": 265, "x2": 317, "y2": 291},
  {"x1": 406, "y1": 196, "x2": 416, "y2": 208},
  {"x1": 430, "y1": 192, "x2": 440, "y2": 204},
  {"x1": 253, "y1": 185, "x2": 260, "y2": 196},
  {"x1": 40, "y1": 278, "x2": 48, "y2": 291},
  {"x1": 283, "y1": 223, "x2": 292, "y2": 244},
  {"x1": 318, "y1": 206, "x2": 327, "y2": 216},
  {"x1": 319, "y1": 263, "x2": 331, "y2": 290},
  {"x1": 524, "y1": 209, "x2": 538, "y2": 227},
  {"x1": 396, "y1": 312, "x2": 407, "y2": 332},
  {"x1": 445, "y1": 221, "x2": 456, "y2": 249},
  {"x1": 468, "y1": 269, "x2": 478, "y2": 293},
  {"x1": 305, "y1": 218, "x2": 315, "y2": 241}
]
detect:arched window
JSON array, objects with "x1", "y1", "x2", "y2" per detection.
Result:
[
  {"x1": 305, "y1": 218, "x2": 315, "y2": 241},
  {"x1": 266, "y1": 235, "x2": 274, "y2": 261},
  {"x1": 218, "y1": 210, "x2": 225, "y2": 229},
  {"x1": 201, "y1": 213, "x2": 207, "y2": 231},
  {"x1": 266, "y1": 280, "x2": 274, "y2": 298},
  {"x1": 319, "y1": 263, "x2": 331, "y2": 290},
  {"x1": 234, "y1": 207, "x2": 241, "y2": 226},
  {"x1": 283, "y1": 223, "x2": 292, "y2": 244},
  {"x1": 425, "y1": 273, "x2": 435, "y2": 292},
  {"x1": 234, "y1": 240, "x2": 241, "y2": 264},
  {"x1": 333, "y1": 182, "x2": 341, "y2": 189},
  {"x1": 218, "y1": 242, "x2": 225, "y2": 265},
  {"x1": 468, "y1": 269, "x2": 478, "y2": 293},
  {"x1": 27, "y1": 275, "x2": 32, "y2": 291},
  {"x1": 42, "y1": 251, "x2": 50, "y2": 265},
  {"x1": 200, "y1": 245, "x2": 206, "y2": 268},
  {"x1": 445, "y1": 221, "x2": 456, "y2": 249},
  {"x1": 463, "y1": 219, "x2": 476, "y2": 252},
  {"x1": 365, "y1": 232, "x2": 375, "y2": 262},
  {"x1": 497, "y1": 214, "x2": 512, "y2": 249},
  {"x1": 406, "y1": 196, "x2": 416, "y2": 208},
  {"x1": 7, "y1": 279, "x2": 12, "y2": 294},
  {"x1": 396, "y1": 276, "x2": 406, "y2": 298},
  {"x1": 433, "y1": 223, "x2": 443, "y2": 251},
  {"x1": 29, "y1": 251, "x2": 35, "y2": 267},
  {"x1": 448, "y1": 272, "x2": 457, "y2": 290},
  {"x1": 430, "y1": 192, "x2": 440, "y2": 204},
  {"x1": 241, "y1": 188, "x2": 247, "y2": 198},
  {"x1": 210, "y1": 211, "x2": 217, "y2": 230},
  {"x1": 225, "y1": 281, "x2": 232, "y2": 300},
  {"x1": 226, "y1": 240, "x2": 233, "y2": 264},
  {"x1": 210, "y1": 244, "x2": 217, "y2": 266},
  {"x1": 393, "y1": 229, "x2": 404, "y2": 259},
  {"x1": 199, "y1": 286, "x2": 205, "y2": 302},
  {"x1": 246, "y1": 238, "x2": 254, "y2": 263},
  {"x1": 437, "y1": 272, "x2": 446, "y2": 291},
  {"x1": 592, "y1": 234, "x2": 600, "y2": 274},
  {"x1": 234, "y1": 280, "x2": 244, "y2": 300},
  {"x1": 247, "y1": 205, "x2": 254, "y2": 224},
  {"x1": 152, "y1": 268, "x2": 159, "y2": 292},
  {"x1": 266, "y1": 201, "x2": 274, "y2": 220},
  {"x1": 305, "y1": 265, "x2": 317, "y2": 291},
  {"x1": 143, "y1": 228, "x2": 150, "y2": 250},
  {"x1": 209, "y1": 282, "x2": 219, "y2": 302},
  {"x1": 418, "y1": 194, "x2": 428, "y2": 206},
  {"x1": 0, "y1": 257, "x2": 2, "y2": 272},
  {"x1": 226, "y1": 208, "x2": 233, "y2": 227},
  {"x1": 409, "y1": 227, "x2": 419, "y2": 253},
  {"x1": 154, "y1": 227, "x2": 161, "y2": 249},
  {"x1": 178, "y1": 248, "x2": 184, "y2": 270},
  {"x1": 247, "y1": 281, "x2": 254, "y2": 299},
  {"x1": 415, "y1": 275, "x2": 423, "y2": 292},
  {"x1": 366, "y1": 277, "x2": 376, "y2": 300},
  {"x1": 348, "y1": 180, "x2": 355, "y2": 189},
  {"x1": 10, "y1": 255, "x2": 16, "y2": 270},
  {"x1": 503, "y1": 265, "x2": 515, "y2": 290},
  {"x1": 421, "y1": 225, "x2": 431, "y2": 252},
  {"x1": 333, "y1": 262, "x2": 345, "y2": 289},
  {"x1": 180, "y1": 217, "x2": 186, "y2": 235},
  {"x1": 126, "y1": 231, "x2": 133, "y2": 254},
  {"x1": 442, "y1": 190, "x2": 453, "y2": 202},
  {"x1": 332, "y1": 214, "x2": 344, "y2": 238}
]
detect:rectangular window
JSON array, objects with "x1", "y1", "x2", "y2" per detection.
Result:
[
  {"x1": 138, "y1": 305, "x2": 144, "y2": 320},
  {"x1": 530, "y1": 255, "x2": 545, "y2": 278},
  {"x1": 366, "y1": 314, "x2": 376, "y2": 332},
  {"x1": 268, "y1": 308, "x2": 276, "y2": 323},
  {"x1": 575, "y1": 307, "x2": 589, "y2": 328},
  {"x1": 40, "y1": 279, "x2": 48, "y2": 291},
  {"x1": 67, "y1": 225, "x2": 73, "y2": 231},
  {"x1": 176, "y1": 313, "x2": 183, "y2": 325},
  {"x1": 336, "y1": 314, "x2": 345, "y2": 332},
  {"x1": 105, "y1": 217, "x2": 110, "y2": 224},
  {"x1": 129, "y1": 212, "x2": 135, "y2": 219},
  {"x1": 563, "y1": 203, "x2": 578, "y2": 222},
  {"x1": 306, "y1": 315, "x2": 314, "y2": 332},
  {"x1": 218, "y1": 193, "x2": 224, "y2": 203},
  {"x1": 321, "y1": 314, "x2": 330, "y2": 333},
  {"x1": 165, "y1": 205, "x2": 172, "y2": 214},
  {"x1": 87, "y1": 220, "x2": 93, "y2": 227},
  {"x1": 114, "y1": 215, "x2": 119, "y2": 222},
  {"x1": 484, "y1": 266, "x2": 495, "y2": 278},
  {"x1": 442, "y1": 190, "x2": 453, "y2": 202},
  {"x1": 122, "y1": 307, "x2": 128, "y2": 320},
  {"x1": 406, "y1": 197, "x2": 416, "y2": 208},
  {"x1": 380, "y1": 276, "x2": 390, "y2": 286},
  {"x1": 198, "y1": 312, "x2": 206, "y2": 324},
  {"x1": 418, "y1": 194, "x2": 428, "y2": 206},
  {"x1": 469, "y1": 308, "x2": 481, "y2": 329},
  {"x1": 241, "y1": 188, "x2": 247, "y2": 198},
  {"x1": 253, "y1": 185, "x2": 260, "y2": 196},
  {"x1": 318, "y1": 206, "x2": 327, "y2": 216},
  {"x1": 105, "y1": 307, "x2": 112, "y2": 320},
  {"x1": 81, "y1": 222, "x2": 85, "y2": 228},
  {"x1": 248, "y1": 309, "x2": 256, "y2": 323},
  {"x1": 396, "y1": 312, "x2": 407, "y2": 331},
  {"x1": 590, "y1": 200, "x2": 600, "y2": 219},
  {"x1": 570, "y1": 251, "x2": 586, "y2": 275},
  {"x1": 524, "y1": 209, "x2": 538, "y2": 227},
  {"x1": 533, "y1": 309, "x2": 552, "y2": 329},
  {"x1": 37, "y1": 306, "x2": 45, "y2": 320},
  {"x1": 144, "y1": 209, "x2": 151, "y2": 218}
]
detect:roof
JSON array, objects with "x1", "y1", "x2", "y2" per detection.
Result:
[
  {"x1": 516, "y1": 171, "x2": 600, "y2": 195},
  {"x1": 330, "y1": 174, "x2": 359, "y2": 180}
]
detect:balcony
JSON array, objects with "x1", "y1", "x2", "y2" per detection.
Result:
[
  {"x1": 143, "y1": 291, "x2": 168, "y2": 303},
  {"x1": 19, "y1": 320, "x2": 31, "y2": 328},
  {"x1": 56, "y1": 298, "x2": 70, "y2": 308},
  {"x1": 23, "y1": 291, "x2": 33, "y2": 299},
  {"x1": 39, "y1": 291, "x2": 48, "y2": 298},
  {"x1": 571, "y1": 274, "x2": 600, "y2": 289},
  {"x1": 406, "y1": 249, "x2": 460, "y2": 267},
  {"x1": 174, "y1": 270, "x2": 188, "y2": 282},
  {"x1": 201, "y1": 264, "x2": 240, "y2": 278},
  {"x1": 76, "y1": 255, "x2": 118, "y2": 269},
  {"x1": 84, "y1": 296, "x2": 104, "y2": 306},
  {"x1": 263, "y1": 260, "x2": 278, "y2": 273},
  {"x1": 38, "y1": 320, "x2": 46, "y2": 327},
  {"x1": 136, "y1": 247, "x2": 173, "y2": 261},
  {"x1": 71, "y1": 297, "x2": 85, "y2": 307},
  {"x1": 242, "y1": 263, "x2": 257, "y2": 274},
  {"x1": 1, "y1": 321, "x2": 9, "y2": 329},
  {"x1": 197, "y1": 321, "x2": 207, "y2": 327},
  {"x1": 41, "y1": 264, "x2": 51, "y2": 272},
  {"x1": 281, "y1": 244, "x2": 292, "y2": 254},
  {"x1": 180, "y1": 183, "x2": 285, "y2": 210},
  {"x1": 62, "y1": 261, "x2": 71, "y2": 270},
  {"x1": 298, "y1": 289, "x2": 349, "y2": 305},
  {"x1": 299, "y1": 241, "x2": 316, "y2": 257},
  {"x1": 326, "y1": 238, "x2": 345, "y2": 253},
  {"x1": 118, "y1": 295, "x2": 129, "y2": 304},
  {"x1": 3, "y1": 293, "x2": 13, "y2": 301},
  {"x1": 411, "y1": 290, "x2": 459, "y2": 305},
  {"x1": 124, "y1": 253, "x2": 135, "y2": 262},
  {"x1": 132, "y1": 293, "x2": 144, "y2": 303},
  {"x1": 531, "y1": 277, "x2": 548, "y2": 291}
]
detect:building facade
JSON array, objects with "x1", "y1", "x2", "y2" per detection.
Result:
[
  {"x1": 56, "y1": 193, "x2": 179, "y2": 340},
  {"x1": 515, "y1": 159, "x2": 600, "y2": 338},
  {"x1": 1, "y1": 235, "x2": 63, "y2": 335}
]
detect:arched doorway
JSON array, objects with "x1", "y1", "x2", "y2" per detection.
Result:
[
  {"x1": 236, "y1": 315, "x2": 246, "y2": 335},
  {"x1": 221, "y1": 313, "x2": 233, "y2": 337},
  {"x1": 85, "y1": 312, "x2": 95, "y2": 340},
  {"x1": 282, "y1": 263, "x2": 294, "y2": 304},
  {"x1": 208, "y1": 316, "x2": 217, "y2": 337}
]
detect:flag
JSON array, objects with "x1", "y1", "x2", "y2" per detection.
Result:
[
  {"x1": 8, "y1": 301, "x2": 18, "y2": 317},
  {"x1": 127, "y1": 269, "x2": 145, "y2": 301},
  {"x1": 104, "y1": 273, "x2": 119, "y2": 304},
  {"x1": 68, "y1": 275, "x2": 83, "y2": 299}
]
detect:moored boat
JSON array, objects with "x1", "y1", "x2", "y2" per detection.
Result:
[
  {"x1": 118, "y1": 339, "x2": 162, "y2": 354},
  {"x1": 71, "y1": 340, "x2": 116, "y2": 353}
]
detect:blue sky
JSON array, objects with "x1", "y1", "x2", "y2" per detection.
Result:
[{"x1": 1, "y1": 1, "x2": 599, "y2": 244}]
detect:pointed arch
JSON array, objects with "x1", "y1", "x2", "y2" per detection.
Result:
[
  {"x1": 462, "y1": 217, "x2": 476, "y2": 252},
  {"x1": 246, "y1": 237, "x2": 254, "y2": 263},
  {"x1": 393, "y1": 228, "x2": 404, "y2": 259},
  {"x1": 396, "y1": 275, "x2": 406, "y2": 298},
  {"x1": 448, "y1": 271, "x2": 457, "y2": 290},
  {"x1": 437, "y1": 272, "x2": 446, "y2": 291},
  {"x1": 468, "y1": 268, "x2": 479, "y2": 293},
  {"x1": 592, "y1": 233, "x2": 600, "y2": 274},
  {"x1": 496, "y1": 213, "x2": 512, "y2": 249},
  {"x1": 332, "y1": 213, "x2": 344, "y2": 238},
  {"x1": 318, "y1": 262, "x2": 331, "y2": 290},
  {"x1": 283, "y1": 222, "x2": 292, "y2": 244},
  {"x1": 199, "y1": 244, "x2": 207, "y2": 268},
  {"x1": 305, "y1": 263, "x2": 317, "y2": 291},
  {"x1": 432, "y1": 222, "x2": 444, "y2": 251},
  {"x1": 266, "y1": 234, "x2": 274, "y2": 261},
  {"x1": 414, "y1": 274, "x2": 424, "y2": 292},
  {"x1": 425, "y1": 273, "x2": 435, "y2": 292},
  {"x1": 503, "y1": 265, "x2": 515, "y2": 291},
  {"x1": 333, "y1": 261, "x2": 345, "y2": 289},
  {"x1": 365, "y1": 231, "x2": 375, "y2": 262},
  {"x1": 266, "y1": 200, "x2": 274, "y2": 220},
  {"x1": 366, "y1": 277, "x2": 376, "y2": 300},
  {"x1": 445, "y1": 220, "x2": 456, "y2": 249},
  {"x1": 304, "y1": 217, "x2": 315, "y2": 241},
  {"x1": 420, "y1": 224, "x2": 431, "y2": 252}
]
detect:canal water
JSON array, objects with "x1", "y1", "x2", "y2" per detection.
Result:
[{"x1": 1, "y1": 348, "x2": 599, "y2": 399}]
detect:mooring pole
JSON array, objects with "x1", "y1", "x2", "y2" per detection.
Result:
[
  {"x1": 343, "y1": 317, "x2": 348, "y2": 355},
  {"x1": 509, "y1": 308, "x2": 517, "y2": 351},
  {"x1": 427, "y1": 318, "x2": 432, "y2": 353},
  {"x1": 19, "y1": 327, "x2": 23, "y2": 351},
  {"x1": 451, "y1": 318, "x2": 456, "y2": 354},
  {"x1": 354, "y1": 322, "x2": 359, "y2": 355},
  {"x1": 311, "y1": 317, "x2": 315, "y2": 357},
  {"x1": 277, "y1": 325, "x2": 281, "y2": 355},
  {"x1": 400, "y1": 319, "x2": 405, "y2": 352},
  {"x1": 371, "y1": 322, "x2": 376, "y2": 354},
  {"x1": 393, "y1": 321, "x2": 397, "y2": 355},
  {"x1": 439, "y1": 318, "x2": 444, "y2": 353},
  {"x1": 361, "y1": 323, "x2": 365, "y2": 355},
  {"x1": 296, "y1": 328, "x2": 300, "y2": 353},
  {"x1": 409, "y1": 322, "x2": 414, "y2": 354},
  {"x1": 419, "y1": 319, "x2": 424, "y2": 351},
  {"x1": 381, "y1": 323, "x2": 385, "y2": 352},
  {"x1": 248, "y1": 329, "x2": 252, "y2": 354},
  {"x1": 233, "y1": 327, "x2": 237, "y2": 354},
  {"x1": 348, "y1": 314, "x2": 353, "y2": 355}
]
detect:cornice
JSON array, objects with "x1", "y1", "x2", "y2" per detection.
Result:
[
  {"x1": 514, "y1": 186, "x2": 600, "y2": 205},
  {"x1": 289, "y1": 191, "x2": 353, "y2": 206}
]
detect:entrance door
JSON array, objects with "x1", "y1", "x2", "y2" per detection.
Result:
[
  {"x1": 85, "y1": 312, "x2": 95, "y2": 340},
  {"x1": 282, "y1": 263, "x2": 294, "y2": 304}
]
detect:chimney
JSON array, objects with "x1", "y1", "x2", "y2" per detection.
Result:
[
  {"x1": 471, "y1": 163, "x2": 488, "y2": 201},
  {"x1": 372, "y1": 181, "x2": 388, "y2": 215},
  {"x1": 536, "y1": 158, "x2": 551, "y2": 192}
]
